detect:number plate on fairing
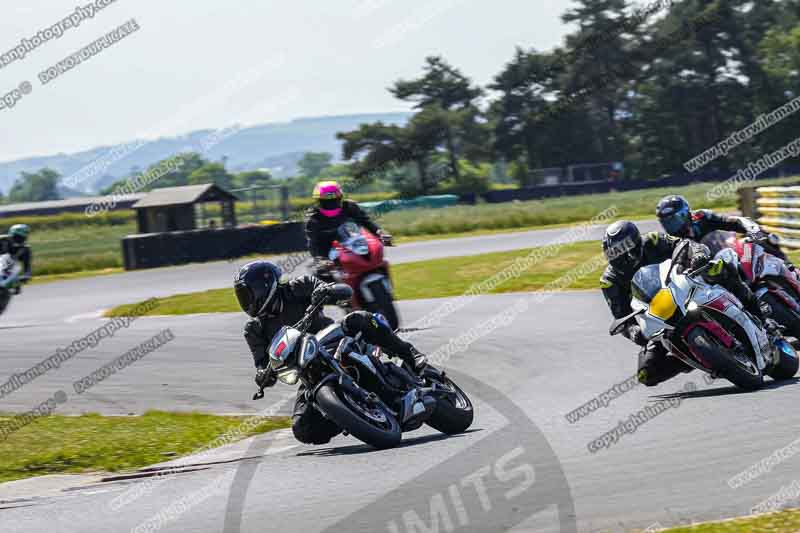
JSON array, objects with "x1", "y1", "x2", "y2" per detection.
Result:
[{"x1": 269, "y1": 326, "x2": 302, "y2": 368}]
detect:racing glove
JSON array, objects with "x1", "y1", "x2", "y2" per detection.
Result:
[
  {"x1": 312, "y1": 282, "x2": 352, "y2": 305},
  {"x1": 378, "y1": 230, "x2": 394, "y2": 246},
  {"x1": 311, "y1": 282, "x2": 335, "y2": 303},
  {"x1": 623, "y1": 323, "x2": 648, "y2": 347},
  {"x1": 255, "y1": 367, "x2": 277, "y2": 389}
]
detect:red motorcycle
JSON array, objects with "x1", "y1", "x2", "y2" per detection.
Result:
[
  {"x1": 704, "y1": 230, "x2": 800, "y2": 338},
  {"x1": 316, "y1": 222, "x2": 400, "y2": 330}
]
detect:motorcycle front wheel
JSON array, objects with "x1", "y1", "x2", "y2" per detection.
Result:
[
  {"x1": 423, "y1": 369, "x2": 474, "y2": 435},
  {"x1": 0, "y1": 288, "x2": 11, "y2": 316},
  {"x1": 316, "y1": 383, "x2": 401, "y2": 449},
  {"x1": 687, "y1": 328, "x2": 763, "y2": 390},
  {"x1": 761, "y1": 292, "x2": 800, "y2": 340}
]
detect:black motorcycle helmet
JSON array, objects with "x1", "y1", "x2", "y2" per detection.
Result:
[
  {"x1": 234, "y1": 261, "x2": 283, "y2": 318},
  {"x1": 656, "y1": 195, "x2": 692, "y2": 237},
  {"x1": 603, "y1": 221, "x2": 643, "y2": 272}
]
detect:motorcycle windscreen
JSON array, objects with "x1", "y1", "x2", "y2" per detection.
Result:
[
  {"x1": 338, "y1": 222, "x2": 369, "y2": 255},
  {"x1": 631, "y1": 264, "x2": 662, "y2": 303},
  {"x1": 701, "y1": 230, "x2": 737, "y2": 257},
  {"x1": 337, "y1": 222, "x2": 361, "y2": 240}
]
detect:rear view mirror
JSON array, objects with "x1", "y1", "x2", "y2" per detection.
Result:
[
  {"x1": 672, "y1": 239, "x2": 690, "y2": 262},
  {"x1": 610, "y1": 320, "x2": 628, "y2": 336},
  {"x1": 609, "y1": 310, "x2": 643, "y2": 336}
]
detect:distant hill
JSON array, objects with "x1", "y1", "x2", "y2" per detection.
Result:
[{"x1": 0, "y1": 113, "x2": 411, "y2": 194}]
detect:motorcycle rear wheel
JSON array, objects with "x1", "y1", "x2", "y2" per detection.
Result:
[
  {"x1": 424, "y1": 369, "x2": 474, "y2": 435},
  {"x1": 316, "y1": 383, "x2": 401, "y2": 449},
  {"x1": 768, "y1": 348, "x2": 799, "y2": 381}
]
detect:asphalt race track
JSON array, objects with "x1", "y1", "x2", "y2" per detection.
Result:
[{"x1": 6, "y1": 220, "x2": 797, "y2": 532}]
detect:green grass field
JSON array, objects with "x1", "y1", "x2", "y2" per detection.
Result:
[
  {"x1": 0, "y1": 411, "x2": 289, "y2": 483},
  {"x1": 377, "y1": 181, "x2": 737, "y2": 237},
  {"x1": 29, "y1": 221, "x2": 135, "y2": 275},
  {"x1": 106, "y1": 240, "x2": 605, "y2": 317}
]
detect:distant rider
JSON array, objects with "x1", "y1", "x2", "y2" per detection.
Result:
[
  {"x1": 656, "y1": 194, "x2": 789, "y2": 261},
  {"x1": 600, "y1": 220, "x2": 771, "y2": 386},
  {"x1": 0, "y1": 224, "x2": 32, "y2": 288},
  {"x1": 234, "y1": 260, "x2": 426, "y2": 444},
  {"x1": 305, "y1": 181, "x2": 393, "y2": 267}
]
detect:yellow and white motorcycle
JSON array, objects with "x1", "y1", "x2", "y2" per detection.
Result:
[{"x1": 610, "y1": 241, "x2": 798, "y2": 390}]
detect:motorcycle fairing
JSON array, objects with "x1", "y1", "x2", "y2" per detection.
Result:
[{"x1": 0, "y1": 254, "x2": 21, "y2": 289}]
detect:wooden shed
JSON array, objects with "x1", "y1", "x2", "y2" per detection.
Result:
[{"x1": 132, "y1": 184, "x2": 238, "y2": 234}]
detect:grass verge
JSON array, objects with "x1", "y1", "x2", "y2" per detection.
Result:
[
  {"x1": 660, "y1": 510, "x2": 800, "y2": 532},
  {"x1": 0, "y1": 411, "x2": 290, "y2": 484},
  {"x1": 106, "y1": 240, "x2": 604, "y2": 317}
]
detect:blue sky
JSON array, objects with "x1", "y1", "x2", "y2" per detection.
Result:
[{"x1": 0, "y1": 0, "x2": 576, "y2": 161}]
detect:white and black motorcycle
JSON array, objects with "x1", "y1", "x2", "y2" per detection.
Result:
[
  {"x1": 0, "y1": 253, "x2": 22, "y2": 316},
  {"x1": 611, "y1": 240, "x2": 799, "y2": 390},
  {"x1": 255, "y1": 285, "x2": 473, "y2": 449},
  {"x1": 703, "y1": 230, "x2": 800, "y2": 340}
]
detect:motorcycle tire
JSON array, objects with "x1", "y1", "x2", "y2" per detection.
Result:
[
  {"x1": 0, "y1": 288, "x2": 10, "y2": 316},
  {"x1": 768, "y1": 348, "x2": 799, "y2": 381},
  {"x1": 316, "y1": 383, "x2": 401, "y2": 449},
  {"x1": 761, "y1": 292, "x2": 800, "y2": 340},
  {"x1": 424, "y1": 369, "x2": 474, "y2": 435},
  {"x1": 687, "y1": 328, "x2": 763, "y2": 391}
]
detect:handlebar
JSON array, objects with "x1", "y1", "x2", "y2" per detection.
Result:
[{"x1": 685, "y1": 261, "x2": 713, "y2": 279}]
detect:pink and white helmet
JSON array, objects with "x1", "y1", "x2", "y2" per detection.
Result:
[{"x1": 313, "y1": 181, "x2": 343, "y2": 217}]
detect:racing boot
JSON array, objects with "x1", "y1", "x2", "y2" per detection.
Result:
[
  {"x1": 405, "y1": 347, "x2": 428, "y2": 375},
  {"x1": 385, "y1": 345, "x2": 427, "y2": 377},
  {"x1": 344, "y1": 311, "x2": 427, "y2": 375}
]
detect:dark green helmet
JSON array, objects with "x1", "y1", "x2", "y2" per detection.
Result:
[{"x1": 8, "y1": 224, "x2": 29, "y2": 245}]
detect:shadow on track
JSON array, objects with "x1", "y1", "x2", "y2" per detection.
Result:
[
  {"x1": 651, "y1": 377, "x2": 800, "y2": 401},
  {"x1": 295, "y1": 428, "x2": 481, "y2": 457}
]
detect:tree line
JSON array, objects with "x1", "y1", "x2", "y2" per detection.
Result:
[{"x1": 337, "y1": 0, "x2": 800, "y2": 194}]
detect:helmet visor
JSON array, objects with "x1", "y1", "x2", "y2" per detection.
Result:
[
  {"x1": 607, "y1": 237, "x2": 642, "y2": 271},
  {"x1": 658, "y1": 206, "x2": 690, "y2": 236},
  {"x1": 320, "y1": 198, "x2": 342, "y2": 211},
  {"x1": 319, "y1": 198, "x2": 342, "y2": 217},
  {"x1": 235, "y1": 284, "x2": 255, "y2": 316}
]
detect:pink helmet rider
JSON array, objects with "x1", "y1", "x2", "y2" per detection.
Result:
[{"x1": 313, "y1": 181, "x2": 344, "y2": 217}]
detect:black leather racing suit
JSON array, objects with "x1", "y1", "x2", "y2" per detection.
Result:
[
  {"x1": 243, "y1": 275, "x2": 419, "y2": 444},
  {"x1": 683, "y1": 209, "x2": 788, "y2": 262},
  {"x1": 305, "y1": 200, "x2": 383, "y2": 260},
  {"x1": 680, "y1": 209, "x2": 761, "y2": 241},
  {"x1": 601, "y1": 232, "x2": 764, "y2": 386}
]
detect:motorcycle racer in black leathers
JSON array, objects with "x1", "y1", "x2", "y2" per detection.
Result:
[
  {"x1": 601, "y1": 221, "x2": 770, "y2": 386},
  {"x1": 656, "y1": 194, "x2": 789, "y2": 262},
  {"x1": 234, "y1": 260, "x2": 426, "y2": 445},
  {"x1": 0, "y1": 224, "x2": 32, "y2": 285},
  {"x1": 305, "y1": 181, "x2": 393, "y2": 262}
]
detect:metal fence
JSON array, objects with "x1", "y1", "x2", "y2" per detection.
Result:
[
  {"x1": 740, "y1": 184, "x2": 800, "y2": 249},
  {"x1": 755, "y1": 186, "x2": 800, "y2": 248},
  {"x1": 227, "y1": 184, "x2": 290, "y2": 225}
]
